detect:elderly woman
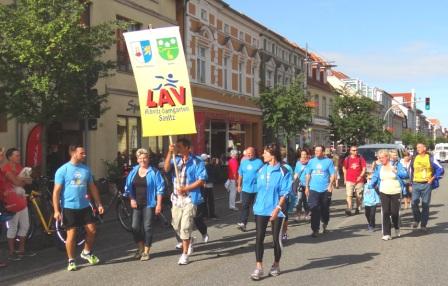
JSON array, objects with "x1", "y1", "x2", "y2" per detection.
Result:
[
  {"x1": 369, "y1": 149, "x2": 408, "y2": 240},
  {"x1": 250, "y1": 143, "x2": 291, "y2": 280},
  {"x1": 125, "y1": 148, "x2": 165, "y2": 261}
]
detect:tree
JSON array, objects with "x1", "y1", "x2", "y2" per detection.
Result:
[
  {"x1": 0, "y1": 0, "x2": 122, "y2": 171},
  {"x1": 329, "y1": 87, "x2": 384, "y2": 146},
  {"x1": 256, "y1": 74, "x2": 312, "y2": 155}
]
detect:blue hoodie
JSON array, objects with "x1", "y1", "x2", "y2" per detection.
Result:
[
  {"x1": 368, "y1": 161, "x2": 409, "y2": 195},
  {"x1": 253, "y1": 163, "x2": 292, "y2": 217},
  {"x1": 124, "y1": 165, "x2": 165, "y2": 208}
]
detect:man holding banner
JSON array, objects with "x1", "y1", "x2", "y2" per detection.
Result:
[{"x1": 164, "y1": 138, "x2": 207, "y2": 265}]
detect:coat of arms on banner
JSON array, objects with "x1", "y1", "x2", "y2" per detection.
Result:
[
  {"x1": 157, "y1": 37, "x2": 179, "y2": 60},
  {"x1": 131, "y1": 40, "x2": 152, "y2": 64}
]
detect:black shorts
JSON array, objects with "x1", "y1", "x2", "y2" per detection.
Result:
[{"x1": 62, "y1": 207, "x2": 95, "y2": 228}]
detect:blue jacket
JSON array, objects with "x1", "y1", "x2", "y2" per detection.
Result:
[
  {"x1": 171, "y1": 154, "x2": 207, "y2": 205},
  {"x1": 368, "y1": 161, "x2": 409, "y2": 195},
  {"x1": 363, "y1": 183, "x2": 380, "y2": 206},
  {"x1": 253, "y1": 163, "x2": 292, "y2": 218},
  {"x1": 409, "y1": 154, "x2": 444, "y2": 189},
  {"x1": 124, "y1": 165, "x2": 165, "y2": 208}
]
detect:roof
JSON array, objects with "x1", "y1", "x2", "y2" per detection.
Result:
[
  {"x1": 330, "y1": 70, "x2": 350, "y2": 80},
  {"x1": 391, "y1": 92, "x2": 413, "y2": 108}
]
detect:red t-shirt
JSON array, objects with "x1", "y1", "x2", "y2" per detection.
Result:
[
  {"x1": 344, "y1": 155, "x2": 366, "y2": 183},
  {"x1": 1, "y1": 162, "x2": 23, "y2": 187},
  {"x1": 227, "y1": 158, "x2": 239, "y2": 180}
]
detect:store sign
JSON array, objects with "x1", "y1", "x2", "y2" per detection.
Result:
[
  {"x1": 312, "y1": 117, "x2": 330, "y2": 126},
  {"x1": 124, "y1": 27, "x2": 196, "y2": 136}
]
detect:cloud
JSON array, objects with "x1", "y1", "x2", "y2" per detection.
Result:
[{"x1": 320, "y1": 42, "x2": 448, "y2": 83}]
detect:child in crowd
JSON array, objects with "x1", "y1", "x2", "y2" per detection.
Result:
[{"x1": 363, "y1": 174, "x2": 380, "y2": 231}]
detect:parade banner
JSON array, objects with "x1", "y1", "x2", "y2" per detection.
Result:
[
  {"x1": 123, "y1": 26, "x2": 196, "y2": 136},
  {"x1": 25, "y1": 124, "x2": 42, "y2": 167}
]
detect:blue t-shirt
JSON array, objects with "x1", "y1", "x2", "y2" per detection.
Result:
[
  {"x1": 238, "y1": 158, "x2": 263, "y2": 193},
  {"x1": 305, "y1": 157, "x2": 335, "y2": 192},
  {"x1": 54, "y1": 162, "x2": 93, "y2": 209},
  {"x1": 294, "y1": 161, "x2": 308, "y2": 185}
]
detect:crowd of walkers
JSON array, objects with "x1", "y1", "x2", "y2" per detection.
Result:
[{"x1": 0, "y1": 140, "x2": 444, "y2": 280}]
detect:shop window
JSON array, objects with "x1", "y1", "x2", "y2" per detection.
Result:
[
  {"x1": 117, "y1": 116, "x2": 142, "y2": 166},
  {"x1": 223, "y1": 56, "x2": 230, "y2": 90},
  {"x1": 116, "y1": 16, "x2": 141, "y2": 73},
  {"x1": 0, "y1": 113, "x2": 7, "y2": 132}
]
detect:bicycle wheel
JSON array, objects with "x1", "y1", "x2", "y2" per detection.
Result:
[
  {"x1": 116, "y1": 198, "x2": 132, "y2": 232},
  {"x1": 54, "y1": 220, "x2": 86, "y2": 247}
]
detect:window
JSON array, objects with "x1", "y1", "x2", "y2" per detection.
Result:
[
  {"x1": 320, "y1": 69, "x2": 324, "y2": 82},
  {"x1": 252, "y1": 67, "x2": 256, "y2": 96},
  {"x1": 197, "y1": 46, "x2": 207, "y2": 83},
  {"x1": 322, "y1": 97, "x2": 327, "y2": 117},
  {"x1": 329, "y1": 99, "x2": 333, "y2": 115},
  {"x1": 239, "y1": 31, "x2": 244, "y2": 41},
  {"x1": 272, "y1": 43, "x2": 275, "y2": 54},
  {"x1": 224, "y1": 23, "x2": 229, "y2": 34},
  {"x1": 238, "y1": 62, "x2": 245, "y2": 93},
  {"x1": 266, "y1": 70, "x2": 273, "y2": 88},
  {"x1": 116, "y1": 16, "x2": 141, "y2": 73},
  {"x1": 252, "y1": 38, "x2": 257, "y2": 47},
  {"x1": 223, "y1": 56, "x2": 230, "y2": 90},
  {"x1": 285, "y1": 76, "x2": 290, "y2": 86},
  {"x1": 277, "y1": 74, "x2": 283, "y2": 86},
  {"x1": 263, "y1": 39, "x2": 267, "y2": 50},
  {"x1": 0, "y1": 113, "x2": 7, "y2": 132},
  {"x1": 200, "y1": 9, "x2": 208, "y2": 21},
  {"x1": 117, "y1": 116, "x2": 142, "y2": 166},
  {"x1": 314, "y1": 95, "x2": 319, "y2": 115}
]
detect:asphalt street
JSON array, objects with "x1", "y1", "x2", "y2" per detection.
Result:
[{"x1": 1, "y1": 176, "x2": 448, "y2": 286}]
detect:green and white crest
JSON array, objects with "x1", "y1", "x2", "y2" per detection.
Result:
[{"x1": 157, "y1": 37, "x2": 179, "y2": 61}]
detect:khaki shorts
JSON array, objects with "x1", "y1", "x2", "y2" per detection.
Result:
[
  {"x1": 171, "y1": 202, "x2": 197, "y2": 240},
  {"x1": 346, "y1": 182, "x2": 364, "y2": 198}
]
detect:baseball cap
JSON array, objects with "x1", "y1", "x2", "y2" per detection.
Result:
[{"x1": 200, "y1": 153, "x2": 210, "y2": 160}]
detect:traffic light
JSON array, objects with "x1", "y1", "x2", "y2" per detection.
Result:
[{"x1": 425, "y1": 97, "x2": 430, "y2": 110}]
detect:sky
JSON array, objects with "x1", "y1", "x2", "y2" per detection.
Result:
[{"x1": 225, "y1": 0, "x2": 448, "y2": 127}]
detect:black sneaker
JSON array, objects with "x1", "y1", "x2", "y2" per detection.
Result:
[
  {"x1": 311, "y1": 231, "x2": 319, "y2": 238},
  {"x1": 345, "y1": 209, "x2": 352, "y2": 216},
  {"x1": 412, "y1": 222, "x2": 419, "y2": 229},
  {"x1": 355, "y1": 208, "x2": 360, "y2": 215}
]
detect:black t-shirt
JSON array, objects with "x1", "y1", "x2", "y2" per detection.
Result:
[{"x1": 133, "y1": 173, "x2": 147, "y2": 206}]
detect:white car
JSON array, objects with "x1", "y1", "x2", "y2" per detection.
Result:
[{"x1": 434, "y1": 143, "x2": 448, "y2": 163}]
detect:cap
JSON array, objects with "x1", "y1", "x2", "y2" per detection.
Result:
[{"x1": 200, "y1": 153, "x2": 210, "y2": 160}]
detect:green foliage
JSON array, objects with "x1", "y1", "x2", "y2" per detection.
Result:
[
  {"x1": 329, "y1": 87, "x2": 384, "y2": 146},
  {"x1": 255, "y1": 74, "x2": 312, "y2": 142},
  {"x1": 401, "y1": 131, "x2": 436, "y2": 149},
  {"x1": 102, "y1": 159, "x2": 123, "y2": 184},
  {"x1": 0, "y1": 0, "x2": 124, "y2": 123}
]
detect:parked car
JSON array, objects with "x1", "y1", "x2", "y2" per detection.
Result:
[{"x1": 357, "y1": 144, "x2": 407, "y2": 173}]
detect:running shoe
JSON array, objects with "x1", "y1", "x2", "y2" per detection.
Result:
[
  {"x1": 67, "y1": 260, "x2": 77, "y2": 271},
  {"x1": 250, "y1": 268, "x2": 264, "y2": 280},
  {"x1": 178, "y1": 254, "x2": 189, "y2": 265},
  {"x1": 269, "y1": 265, "x2": 281, "y2": 277},
  {"x1": 80, "y1": 251, "x2": 100, "y2": 265}
]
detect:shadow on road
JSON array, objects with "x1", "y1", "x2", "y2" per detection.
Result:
[{"x1": 282, "y1": 252, "x2": 380, "y2": 272}]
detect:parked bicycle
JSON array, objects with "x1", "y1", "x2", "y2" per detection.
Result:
[{"x1": 97, "y1": 178, "x2": 132, "y2": 232}]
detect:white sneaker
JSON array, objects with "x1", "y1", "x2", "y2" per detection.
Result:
[
  {"x1": 187, "y1": 237, "x2": 194, "y2": 255},
  {"x1": 175, "y1": 242, "x2": 182, "y2": 250},
  {"x1": 202, "y1": 234, "x2": 209, "y2": 243},
  {"x1": 382, "y1": 235, "x2": 392, "y2": 241},
  {"x1": 178, "y1": 254, "x2": 189, "y2": 265},
  {"x1": 395, "y1": 229, "x2": 401, "y2": 237}
]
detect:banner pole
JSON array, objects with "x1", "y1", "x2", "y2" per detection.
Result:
[{"x1": 169, "y1": 136, "x2": 180, "y2": 188}]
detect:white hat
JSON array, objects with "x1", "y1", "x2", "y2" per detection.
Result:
[{"x1": 200, "y1": 153, "x2": 210, "y2": 160}]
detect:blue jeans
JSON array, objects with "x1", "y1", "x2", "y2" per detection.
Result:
[
  {"x1": 411, "y1": 182, "x2": 432, "y2": 227},
  {"x1": 239, "y1": 192, "x2": 256, "y2": 225},
  {"x1": 308, "y1": 190, "x2": 330, "y2": 232},
  {"x1": 131, "y1": 206, "x2": 153, "y2": 247}
]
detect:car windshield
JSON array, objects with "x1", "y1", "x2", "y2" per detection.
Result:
[{"x1": 358, "y1": 148, "x2": 397, "y2": 163}]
